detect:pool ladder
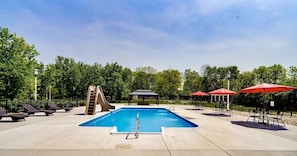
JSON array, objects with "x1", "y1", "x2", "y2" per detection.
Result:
[
  {"x1": 125, "y1": 113, "x2": 140, "y2": 140},
  {"x1": 135, "y1": 113, "x2": 139, "y2": 138}
]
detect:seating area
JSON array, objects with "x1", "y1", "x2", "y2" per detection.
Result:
[
  {"x1": 212, "y1": 103, "x2": 232, "y2": 116},
  {"x1": 23, "y1": 104, "x2": 55, "y2": 116},
  {"x1": 212, "y1": 104, "x2": 221, "y2": 113},
  {"x1": 258, "y1": 109, "x2": 270, "y2": 124},
  {"x1": 270, "y1": 111, "x2": 286, "y2": 127},
  {"x1": 0, "y1": 103, "x2": 73, "y2": 122},
  {"x1": 246, "y1": 109, "x2": 259, "y2": 122},
  {"x1": 48, "y1": 104, "x2": 73, "y2": 112},
  {"x1": 0, "y1": 110, "x2": 28, "y2": 121},
  {"x1": 246, "y1": 109, "x2": 286, "y2": 127}
]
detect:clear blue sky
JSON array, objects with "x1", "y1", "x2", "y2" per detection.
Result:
[{"x1": 1, "y1": 0, "x2": 296, "y2": 72}]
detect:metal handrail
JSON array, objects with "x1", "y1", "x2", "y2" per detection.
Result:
[
  {"x1": 135, "y1": 113, "x2": 139, "y2": 138},
  {"x1": 168, "y1": 106, "x2": 175, "y2": 110}
]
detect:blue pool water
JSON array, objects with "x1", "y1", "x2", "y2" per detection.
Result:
[{"x1": 79, "y1": 107, "x2": 198, "y2": 133}]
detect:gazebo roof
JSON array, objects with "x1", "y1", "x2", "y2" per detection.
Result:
[{"x1": 129, "y1": 90, "x2": 159, "y2": 96}]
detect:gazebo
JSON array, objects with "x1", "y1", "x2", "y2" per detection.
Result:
[{"x1": 128, "y1": 90, "x2": 159, "y2": 105}]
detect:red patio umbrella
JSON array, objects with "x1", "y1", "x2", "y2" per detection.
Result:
[
  {"x1": 190, "y1": 91, "x2": 209, "y2": 109},
  {"x1": 240, "y1": 83, "x2": 296, "y2": 93},
  {"x1": 240, "y1": 83, "x2": 296, "y2": 124},
  {"x1": 208, "y1": 88, "x2": 237, "y2": 95},
  {"x1": 208, "y1": 88, "x2": 236, "y2": 112},
  {"x1": 190, "y1": 91, "x2": 209, "y2": 96}
]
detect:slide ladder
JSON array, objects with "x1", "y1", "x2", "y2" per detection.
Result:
[
  {"x1": 85, "y1": 86, "x2": 98, "y2": 115},
  {"x1": 85, "y1": 86, "x2": 115, "y2": 115}
]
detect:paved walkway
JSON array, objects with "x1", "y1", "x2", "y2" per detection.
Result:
[{"x1": 0, "y1": 104, "x2": 297, "y2": 156}]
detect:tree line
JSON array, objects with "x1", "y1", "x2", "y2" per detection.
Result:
[{"x1": 1, "y1": 27, "x2": 297, "y2": 111}]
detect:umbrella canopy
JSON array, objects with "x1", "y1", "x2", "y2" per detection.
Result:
[
  {"x1": 208, "y1": 88, "x2": 237, "y2": 95},
  {"x1": 190, "y1": 91, "x2": 209, "y2": 96},
  {"x1": 240, "y1": 83, "x2": 296, "y2": 93}
]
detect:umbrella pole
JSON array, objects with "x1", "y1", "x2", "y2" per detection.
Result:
[
  {"x1": 227, "y1": 95, "x2": 230, "y2": 110},
  {"x1": 227, "y1": 79, "x2": 230, "y2": 110},
  {"x1": 5, "y1": 99, "x2": 8, "y2": 114}
]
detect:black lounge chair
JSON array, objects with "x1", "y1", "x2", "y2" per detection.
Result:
[
  {"x1": 23, "y1": 104, "x2": 55, "y2": 116},
  {"x1": 48, "y1": 104, "x2": 72, "y2": 112},
  {"x1": 0, "y1": 110, "x2": 28, "y2": 121}
]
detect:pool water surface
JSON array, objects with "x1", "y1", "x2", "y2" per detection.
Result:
[{"x1": 79, "y1": 107, "x2": 198, "y2": 133}]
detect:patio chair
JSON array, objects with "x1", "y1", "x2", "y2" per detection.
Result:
[
  {"x1": 270, "y1": 111, "x2": 285, "y2": 127},
  {"x1": 48, "y1": 104, "x2": 72, "y2": 112},
  {"x1": 258, "y1": 109, "x2": 270, "y2": 125},
  {"x1": 23, "y1": 104, "x2": 55, "y2": 116},
  {"x1": 213, "y1": 104, "x2": 220, "y2": 114},
  {"x1": 225, "y1": 105, "x2": 233, "y2": 116},
  {"x1": 246, "y1": 109, "x2": 259, "y2": 122},
  {"x1": 0, "y1": 110, "x2": 28, "y2": 121}
]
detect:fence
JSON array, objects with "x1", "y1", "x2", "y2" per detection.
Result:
[{"x1": 0, "y1": 98, "x2": 86, "y2": 113}]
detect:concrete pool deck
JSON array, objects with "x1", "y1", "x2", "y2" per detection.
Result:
[{"x1": 0, "y1": 104, "x2": 297, "y2": 156}]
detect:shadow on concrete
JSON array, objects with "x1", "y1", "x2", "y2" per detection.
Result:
[
  {"x1": 202, "y1": 113, "x2": 231, "y2": 117},
  {"x1": 231, "y1": 121, "x2": 288, "y2": 131},
  {"x1": 186, "y1": 108, "x2": 203, "y2": 111},
  {"x1": 76, "y1": 111, "x2": 103, "y2": 116},
  {"x1": 75, "y1": 113, "x2": 85, "y2": 115}
]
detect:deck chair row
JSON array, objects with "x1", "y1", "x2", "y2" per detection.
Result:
[
  {"x1": 0, "y1": 104, "x2": 73, "y2": 122},
  {"x1": 24, "y1": 104, "x2": 73, "y2": 116}
]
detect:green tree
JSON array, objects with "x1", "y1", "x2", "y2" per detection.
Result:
[
  {"x1": 101, "y1": 62, "x2": 132, "y2": 101},
  {"x1": 234, "y1": 71, "x2": 257, "y2": 106},
  {"x1": 135, "y1": 66, "x2": 157, "y2": 74},
  {"x1": 132, "y1": 66, "x2": 157, "y2": 91},
  {"x1": 121, "y1": 67, "x2": 133, "y2": 98},
  {"x1": 154, "y1": 69, "x2": 181, "y2": 99},
  {"x1": 287, "y1": 66, "x2": 297, "y2": 86},
  {"x1": 0, "y1": 27, "x2": 39, "y2": 100},
  {"x1": 236, "y1": 71, "x2": 255, "y2": 90},
  {"x1": 132, "y1": 71, "x2": 148, "y2": 90},
  {"x1": 77, "y1": 63, "x2": 104, "y2": 99},
  {"x1": 201, "y1": 65, "x2": 220, "y2": 91},
  {"x1": 54, "y1": 56, "x2": 71, "y2": 98},
  {"x1": 40, "y1": 64, "x2": 57, "y2": 100},
  {"x1": 200, "y1": 65, "x2": 239, "y2": 92},
  {"x1": 253, "y1": 66, "x2": 269, "y2": 84},
  {"x1": 267, "y1": 64, "x2": 287, "y2": 84},
  {"x1": 53, "y1": 56, "x2": 87, "y2": 99},
  {"x1": 182, "y1": 69, "x2": 202, "y2": 95}
]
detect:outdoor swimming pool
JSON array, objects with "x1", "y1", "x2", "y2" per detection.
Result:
[{"x1": 79, "y1": 107, "x2": 198, "y2": 133}]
